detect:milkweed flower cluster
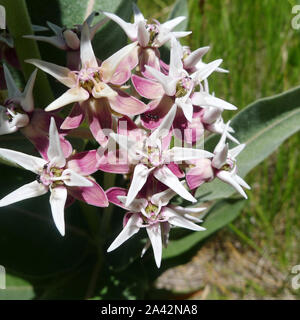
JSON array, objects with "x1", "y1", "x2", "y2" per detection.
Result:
[{"x1": 0, "y1": 4, "x2": 250, "y2": 268}]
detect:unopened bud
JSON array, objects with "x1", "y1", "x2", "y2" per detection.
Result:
[{"x1": 63, "y1": 30, "x2": 80, "y2": 50}]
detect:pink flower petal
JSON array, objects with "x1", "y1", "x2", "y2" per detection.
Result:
[
  {"x1": 167, "y1": 163, "x2": 185, "y2": 178},
  {"x1": 117, "y1": 116, "x2": 138, "y2": 135},
  {"x1": 98, "y1": 150, "x2": 130, "y2": 174},
  {"x1": 106, "y1": 187, "x2": 128, "y2": 209},
  {"x1": 131, "y1": 74, "x2": 164, "y2": 100},
  {"x1": 109, "y1": 90, "x2": 148, "y2": 116},
  {"x1": 117, "y1": 116, "x2": 146, "y2": 143},
  {"x1": 60, "y1": 103, "x2": 85, "y2": 130},
  {"x1": 21, "y1": 110, "x2": 72, "y2": 160},
  {"x1": 141, "y1": 95, "x2": 173, "y2": 130},
  {"x1": 173, "y1": 108, "x2": 205, "y2": 144},
  {"x1": 67, "y1": 150, "x2": 99, "y2": 176},
  {"x1": 85, "y1": 98, "x2": 112, "y2": 146},
  {"x1": 139, "y1": 48, "x2": 161, "y2": 80},
  {"x1": 110, "y1": 46, "x2": 139, "y2": 85},
  {"x1": 68, "y1": 179, "x2": 109, "y2": 207},
  {"x1": 186, "y1": 160, "x2": 214, "y2": 190}
]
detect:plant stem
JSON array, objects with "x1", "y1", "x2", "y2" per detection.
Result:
[
  {"x1": 0, "y1": 0, "x2": 53, "y2": 106},
  {"x1": 99, "y1": 172, "x2": 117, "y2": 241}
]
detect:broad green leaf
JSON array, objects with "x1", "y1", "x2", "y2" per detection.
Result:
[
  {"x1": 195, "y1": 86, "x2": 300, "y2": 201},
  {"x1": 0, "y1": 164, "x2": 94, "y2": 279},
  {"x1": 162, "y1": 198, "x2": 246, "y2": 259},
  {"x1": 0, "y1": 274, "x2": 34, "y2": 300},
  {"x1": 167, "y1": 0, "x2": 189, "y2": 32}
]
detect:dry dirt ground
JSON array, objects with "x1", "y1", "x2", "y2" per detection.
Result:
[{"x1": 155, "y1": 232, "x2": 298, "y2": 300}]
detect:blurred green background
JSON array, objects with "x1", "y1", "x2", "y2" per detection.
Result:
[{"x1": 139, "y1": 0, "x2": 300, "y2": 299}]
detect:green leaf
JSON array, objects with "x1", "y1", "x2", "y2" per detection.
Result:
[
  {"x1": 163, "y1": 198, "x2": 246, "y2": 259},
  {"x1": 195, "y1": 86, "x2": 300, "y2": 201},
  {"x1": 0, "y1": 274, "x2": 35, "y2": 300},
  {"x1": 168, "y1": 0, "x2": 189, "y2": 32},
  {"x1": 0, "y1": 164, "x2": 95, "y2": 279}
]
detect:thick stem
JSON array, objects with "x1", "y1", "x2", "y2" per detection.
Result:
[{"x1": 0, "y1": 0, "x2": 53, "y2": 106}]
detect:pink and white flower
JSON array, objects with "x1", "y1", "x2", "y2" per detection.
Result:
[
  {"x1": 109, "y1": 107, "x2": 213, "y2": 206},
  {"x1": 104, "y1": 4, "x2": 191, "y2": 80},
  {"x1": 103, "y1": 3, "x2": 190, "y2": 48},
  {"x1": 0, "y1": 117, "x2": 108, "y2": 236},
  {"x1": 27, "y1": 22, "x2": 147, "y2": 146},
  {"x1": 0, "y1": 63, "x2": 72, "y2": 159},
  {"x1": 186, "y1": 123, "x2": 250, "y2": 198},
  {"x1": 106, "y1": 186, "x2": 206, "y2": 268},
  {"x1": 135, "y1": 38, "x2": 236, "y2": 136}
]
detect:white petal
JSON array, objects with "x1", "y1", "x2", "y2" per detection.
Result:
[
  {"x1": 149, "y1": 103, "x2": 177, "y2": 142},
  {"x1": 19, "y1": 69, "x2": 37, "y2": 112},
  {"x1": 80, "y1": 22, "x2": 98, "y2": 68},
  {"x1": 89, "y1": 18, "x2": 109, "y2": 39},
  {"x1": 202, "y1": 106, "x2": 222, "y2": 124},
  {"x1": 171, "y1": 31, "x2": 192, "y2": 39},
  {"x1": 137, "y1": 20, "x2": 149, "y2": 47},
  {"x1": 166, "y1": 147, "x2": 213, "y2": 162},
  {"x1": 170, "y1": 205, "x2": 206, "y2": 222},
  {"x1": 212, "y1": 143, "x2": 228, "y2": 169},
  {"x1": 177, "y1": 99, "x2": 193, "y2": 123},
  {"x1": 164, "y1": 207, "x2": 205, "y2": 231},
  {"x1": 125, "y1": 164, "x2": 152, "y2": 207},
  {"x1": 100, "y1": 41, "x2": 138, "y2": 83},
  {"x1": 45, "y1": 87, "x2": 89, "y2": 112},
  {"x1": 109, "y1": 132, "x2": 137, "y2": 157},
  {"x1": 50, "y1": 186, "x2": 68, "y2": 236},
  {"x1": 146, "y1": 224, "x2": 162, "y2": 268},
  {"x1": 154, "y1": 166, "x2": 197, "y2": 203},
  {"x1": 171, "y1": 205, "x2": 206, "y2": 214},
  {"x1": 0, "y1": 181, "x2": 48, "y2": 207},
  {"x1": 144, "y1": 65, "x2": 177, "y2": 96},
  {"x1": 0, "y1": 148, "x2": 46, "y2": 173},
  {"x1": 183, "y1": 46, "x2": 210, "y2": 69},
  {"x1": 92, "y1": 82, "x2": 117, "y2": 99},
  {"x1": 230, "y1": 144, "x2": 245, "y2": 159},
  {"x1": 3, "y1": 64, "x2": 21, "y2": 97},
  {"x1": 23, "y1": 35, "x2": 67, "y2": 50},
  {"x1": 103, "y1": 11, "x2": 137, "y2": 41},
  {"x1": 141, "y1": 240, "x2": 151, "y2": 258},
  {"x1": 107, "y1": 213, "x2": 141, "y2": 252},
  {"x1": 169, "y1": 37, "x2": 183, "y2": 78},
  {"x1": 192, "y1": 59, "x2": 222, "y2": 82},
  {"x1": 132, "y1": 3, "x2": 145, "y2": 24},
  {"x1": 61, "y1": 169, "x2": 93, "y2": 187},
  {"x1": 162, "y1": 16, "x2": 186, "y2": 31},
  {"x1": 217, "y1": 170, "x2": 248, "y2": 199},
  {"x1": 151, "y1": 188, "x2": 177, "y2": 207},
  {"x1": 26, "y1": 59, "x2": 75, "y2": 88},
  {"x1": 117, "y1": 196, "x2": 147, "y2": 213},
  {"x1": 204, "y1": 95, "x2": 237, "y2": 110},
  {"x1": 47, "y1": 21, "x2": 62, "y2": 35},
  {"x1": 235, "y1": 174, "x2": 251, "y2": 190},
  {"x1": 47, "y1": 117, "x2": 66, "y2": 167},
  {"x1": 214, "y1": 121, "x2": 230, "y2": 154}
]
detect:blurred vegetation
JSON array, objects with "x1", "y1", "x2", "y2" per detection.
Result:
[{"x1": 139, "y1": 0, "x2": 300, "y2": 299}]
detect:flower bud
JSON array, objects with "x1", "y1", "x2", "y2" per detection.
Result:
[{"x1": 63, "y1": 30, "x2": 80, "y2": 50}]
